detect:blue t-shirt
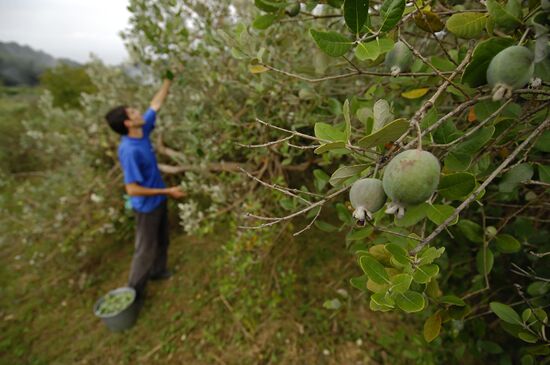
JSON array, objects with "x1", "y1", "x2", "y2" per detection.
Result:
[{"x1": 118, "y1": 108, "x2": 166, "y2": 213}]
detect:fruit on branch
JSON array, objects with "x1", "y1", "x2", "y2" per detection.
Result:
[
  {"x1": 486, "y1": 46, "x2": 534, "y2": 101},
  {"x1": 349, "y1": 178, "x2": 387, "y2": 225},
  {"x1": 286, "y1": 2, "x2": 300, "y2": 17},
  {"x1": 382, "y1": 150, "x2": 441, "y2": 218},
  {"x1": 385, "y1": 41, "x2": 413, "y2": 76}
]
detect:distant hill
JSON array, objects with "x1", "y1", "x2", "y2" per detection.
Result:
[{"x1": 0, "y1": 41, "x2": 80, "y2": 86}]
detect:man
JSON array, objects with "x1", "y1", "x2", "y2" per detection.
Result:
[{"x1": 105, "y1": 74, "x2": 185, "y2": 302}]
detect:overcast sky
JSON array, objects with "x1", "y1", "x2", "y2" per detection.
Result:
[{"x1": 0, "y1": 0, "x2": 131, "y2": 64}]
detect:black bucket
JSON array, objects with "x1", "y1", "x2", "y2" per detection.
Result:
[{"x1": 93, "y1": 287, "x2": 139, "y2": 332}]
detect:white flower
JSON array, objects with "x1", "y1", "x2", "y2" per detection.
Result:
[{"x1": 90, "y1": 193, "x2": 103, "y2": 203}]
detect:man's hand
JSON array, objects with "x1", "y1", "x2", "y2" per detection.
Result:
[{"x1": 165, "y1": 186, "x2": 186, "y2": 199}]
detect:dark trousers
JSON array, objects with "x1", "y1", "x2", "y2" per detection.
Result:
[{"x1": 128, "y1": 200, "x2": 169, "y2": 295}]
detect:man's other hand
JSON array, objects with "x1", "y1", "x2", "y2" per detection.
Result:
[{"x1": 166, "y1": 186, "x2": 186, "y2": 199}]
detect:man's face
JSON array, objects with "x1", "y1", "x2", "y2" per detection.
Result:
[{"x1": 125, "y1": 107, "x2": 144, "y2": 128}]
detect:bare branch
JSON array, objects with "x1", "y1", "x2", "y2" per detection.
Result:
[
  {"x1": 239, "y1": 167, "x2": 312, "y2": 206},
  {"x1": 261, "y1": 63, "x2": 453, "y2": 84},
  {"x1": 239, "y1": 186, "x2": 349, "y2": 230},
  {"x1": 431, "y1": 99, "x2": 513, "y2": 149},
  {"x1": 236, "y1": 135, "x2": 294, "y2": 148},
  {"x1": 293, "y1": 206, "x2": 322, "y2": 236}
]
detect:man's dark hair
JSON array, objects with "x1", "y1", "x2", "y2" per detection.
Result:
[{"x1": 105, "y1": 105, "x2": 129, "y2": 135}]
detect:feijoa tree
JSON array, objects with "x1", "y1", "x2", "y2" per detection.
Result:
[{"x1": 231, "y1": 0, "x2": 549, "y2": 362}]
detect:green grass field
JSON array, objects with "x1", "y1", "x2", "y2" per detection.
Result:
[{"x1": 0, "y1": 219, "x2": 428, "y2": 364}]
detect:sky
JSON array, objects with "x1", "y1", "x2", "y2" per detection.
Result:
[{"x1": 0, "y1": 0, "x2": 131, "y2": 64}]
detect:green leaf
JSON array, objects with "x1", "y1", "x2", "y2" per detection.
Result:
[
  {"x1": 401, "y1": 88, "x2": 430, "y2": 99},
  {"x1": 476, "y1": 248, "x2": 494, "y2": 275},
  {"x1": 373, "y1": 99, "x2": 393, "y2": 132},
  {"x1": 434, "y1": 120, "x2": 462, "y2": 145},
  {"x1": 458, "y1": 219, "x2": 484, "y2": 243},
  {"x1": 347, "y1": 227, "x2": 374, "y2": 241},
  {"x1": 254, "y1": 0, "x2": 286, "y2": 12},
  {"x1": 379, "y1": 0, "x2": 406, "y2": 32},
  {"x1": 350, "y1": 275, "x2": 368, "y2": 290},
  {"x1": 521, "y1": 354, "x2": 536, "y2": 365},
  {"x1": 370, "y1": 292, "x2": 395, "y2": 311},
  {"x1": 314, "y1": 221, "x2": 339, "y2": 232},
  {"x1": 355, "y1": 38, "x2": 394, "y2": 61},
  {"x1": 446, "y1": 12, "x2": 487, "y2": 39},
  {"x1": 438, "y1": 295, "x2": 466, "y2": 306},
  {"x1": 310, "y1": 29, "x2": 353, "y2": 57},
  {"x1": 426, "y1": 204, "x2": 458, "y2": 226},
  {"x1": 462, "y1": 37, "x2": 515, "y2": 87},
  {"x1": 248, "y1": 63, "x2": 269, "y2": 73},
  {"x1": 534, "y1": 131, "x2": 550, "y2": 152},
  {"x1": 527, "y1": 281, "x2": 549, "y2": 297},
  {"x1": 423, "y1": 312, "x2": 442, "y2": 342},
  {"x1": 414, "y1": 9, "x2": 445, "y2": 32},
  {"x1": 413, "y1": 264, "x2": 439, "y2": 284},
  {"x1": 252, "y1": 14, "x2": 278, "y2": 29},
  {"x1": 344, "y1": 0, "x2": 370, "y2": 34},
  {"x1": 478, "y1": 340, "x2": 503, "y2": 354},
  {"x1": 359, "y1": 255, "x2": 391, "y2": 285},
  {"x1": 329, "y1": 164, "x2": 369, "y2": 187},
  {"x1": 336, "y1": 203, "x2": 353, "y2": 224},
  {"x1": 486, "y1": 0, "x2": 522, "y2": 29},
  {"x1": 445, "y1": 127, "x2": 494, "y2": 171},
  {"x1": 418, "y1": 247, "x2": 445, "y2": 266},
  {"x1": 394, "y1": 202, "x2": 429, "y2": 227},
  {"x1": 395, "y1": 290, "x2": 425, "y2": 312},
  {"x1": 314, "y1": 141, "x2": 347, "y2": 154},
  {"x1": 490, "y1": 302, "x2": 522, "y2": 325},
  {"x1": 495, "y1": 234, "x2": 521, "y2": 253},
  {"x1": 390, "y1": 273, "x2": 413, "y2": 293},
  {"x1": 314, "y1": 122, "x2": 347, "y2": 142},
  {"x1": 385, "y1": 243, "x2": 409, "y2": 265},
  {"x1": 323, "y1": 298, "x2": 342, "y2": 310},
  {"x1": 357, "y1": 118, "x2": 408, "y2": 148},
  {"x1": 438, "y1": 172, "x2": 476, "y2": 200},
  {"x1": 538, "y1": 164, "x2": 550, "y2": 184},
  {"x1": 313, "y1": 169, "x2": 330, "y2": 191},
  {"x1": 518, "y1": 332, "x2": 539, "y2": 344},
  {"x1": 498, "y1": 163, "x2": 534, "y2": 193}
]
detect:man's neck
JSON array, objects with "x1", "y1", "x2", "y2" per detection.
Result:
[{"x1": 127, "y1": 127, "x2": 143, "y2": 139}]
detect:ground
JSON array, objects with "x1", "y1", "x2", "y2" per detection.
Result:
[{"x1": 0, "y1": 219, "x2": 425, "y2": 365}]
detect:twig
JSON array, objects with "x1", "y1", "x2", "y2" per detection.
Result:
[
  {"x1": 431, "y1": 99, "x2": 513, "y2": 148},
  {"x1": 364, "y1": 219, "x2": 423, "y2": 241},
  {"x1": 403, "y1": 96, "x2": 490, "y2": 150},
  {"x1": 239, "y1": 167, "x2": 312, "y2": 205},
  {"x1": 239, "y1": 186, "x2": 349, "y2": 230},
  {"x1": 530, "y1": 251, "x2": 550, "y2": 258},
  {"x1": 261, "y1": 63, "x2": 452, "y2": 83},
  {"x1": 293, "y1": 206, "x2": 322, "y2": 236},
  {"x1": 511, "y1": 263, "x2": 550, "y2": 283},
  {"x1": 411, "y1": 118, "x2": 550, "y2": 255},
  {"x1": 236, "y1": 135, "x2": 293, "y2": 148}
]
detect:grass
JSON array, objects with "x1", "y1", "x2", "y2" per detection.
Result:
[{"x1": 0, "y1": 216, "x2": 428, "y2": 365}]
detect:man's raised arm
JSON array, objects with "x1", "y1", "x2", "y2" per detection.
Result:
[{"x1": 150, "y1": 78, "x2": 172, "y2": 112}]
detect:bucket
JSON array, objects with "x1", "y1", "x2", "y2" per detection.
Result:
[{"x1": 93, "y1": 287, "x2": 139, "y2": 332}]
